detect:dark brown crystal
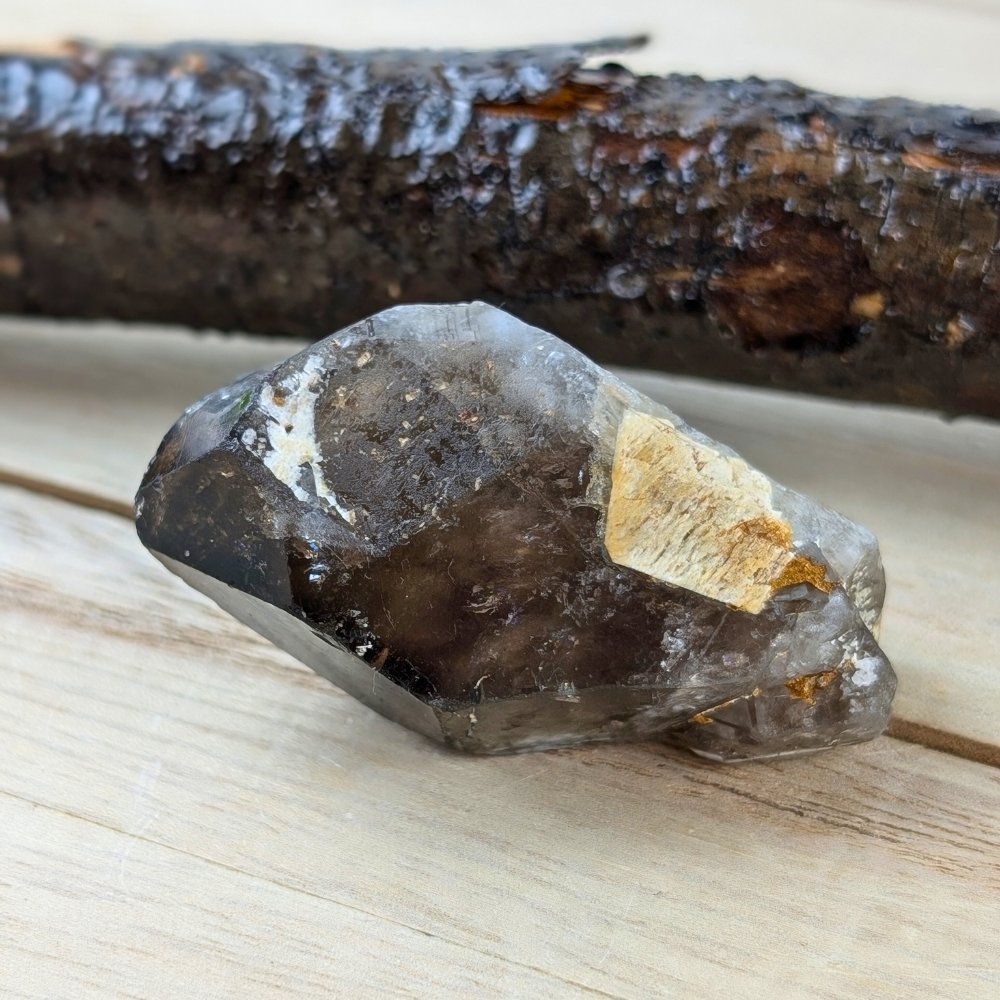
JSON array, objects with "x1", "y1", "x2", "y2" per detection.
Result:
[{"x1": 136, "y1": 303, "x2": 894, "y2": 760}]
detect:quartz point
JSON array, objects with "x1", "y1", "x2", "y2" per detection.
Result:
[{"x1": 135, "y1": 303, "x2": 895, "y2": 760}]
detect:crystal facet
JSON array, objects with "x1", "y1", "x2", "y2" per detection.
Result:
[{"x1": 136, "y1": 303, "x2": 895, "y2": 760}]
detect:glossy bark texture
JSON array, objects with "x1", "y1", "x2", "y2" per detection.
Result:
[{"x1": 1, "y1": 39, "x2": 998, "y2": 415}]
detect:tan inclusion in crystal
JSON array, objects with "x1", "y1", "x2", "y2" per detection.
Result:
[{"x1": 605, "y1": 409, "x2": 832, "y2": 614}]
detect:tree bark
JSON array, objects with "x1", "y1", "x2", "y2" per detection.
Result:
[{"x1": 1, "y1": 39, "x2": 999, "y2": 417}]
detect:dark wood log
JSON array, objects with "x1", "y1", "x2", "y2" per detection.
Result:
[{"x1": 1, "y1": 39, "x2": 999, "y2": 417}]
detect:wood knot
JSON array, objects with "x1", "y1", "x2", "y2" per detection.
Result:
[{"x1": 705, "y1": 202, "x2": 877, "y2": 352}]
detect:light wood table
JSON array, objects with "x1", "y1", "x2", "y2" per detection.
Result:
[
  {"x1": 4, "y1": 2, "x2": 1000, "y2": 992},
  {"x1": 1, "y1": 317, "x2": 998, "y2": 999}
]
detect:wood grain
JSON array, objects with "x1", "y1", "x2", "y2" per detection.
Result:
[
  {"x1": 2, "y1": 482, "x2": 999, "y2": 999},
  {"x1": 0, "y1": 318, "x2": 294, "y2": 507},
  {"x1": 2, "y1": 317, "x2": 997, "y2": 755},
  {"x1": 0, "y1": 792, "x2": 599, "y2": 1000}
]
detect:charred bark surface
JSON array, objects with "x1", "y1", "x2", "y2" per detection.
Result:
[{"x1": 1, "y1": 39, "x2": 999, "y2": 416}]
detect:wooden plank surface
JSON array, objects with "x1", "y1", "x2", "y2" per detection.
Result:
[
  {"x1": 2, "y1": 316, "x2": 998, "y2": 759},
  {"x1": 0, "y1": 319, "x2": 293, "y2": 511},
  {"x1": 2, "y1": 482, "x2": 999, "y2": 999},
  {"x1": 2, "y1": 6, "x2": 998, "y2": 995},
  {"x1": 1, "y1": 793, "x2": 593, "y2": 1000},
  {"x1": 7, "y1": 0, "x2": 1000, "y2": 109}
]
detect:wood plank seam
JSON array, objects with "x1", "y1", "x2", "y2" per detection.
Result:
[
  {"x1": 0, "y1": 786, "x2": 630, "y2": 1000},
  {"x1": 0, "y1": 467, "x2": 133, "y2": 519},
  {"x1": 886, "y1": 719, "x2": 1000, "y2": 770},
  {"x1": 2, "y1": 471, "x2": 991, "y2": 774}
]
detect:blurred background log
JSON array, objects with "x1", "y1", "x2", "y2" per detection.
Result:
[{"x1": 2, "y1": 39, "x2": 1000, "y2": 417}]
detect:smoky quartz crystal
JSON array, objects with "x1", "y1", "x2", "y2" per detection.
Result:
[{"x1": 136, "y1": 303, "x2": 894, "y2": 760}]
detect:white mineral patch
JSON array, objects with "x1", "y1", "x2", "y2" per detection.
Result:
[
  {"x1": 851, "y1": 656, "x2": 882, "y2": 688},
  {"x1": 256, "y1": 354, "x2": 354, "y2": 525},
  {"x1": 604, "y1": 409, "x2": 823, "y2": 614}
]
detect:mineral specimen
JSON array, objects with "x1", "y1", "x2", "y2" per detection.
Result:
[{"x1": 135, "y1": 303, "x2": 895, "y2": 760}]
